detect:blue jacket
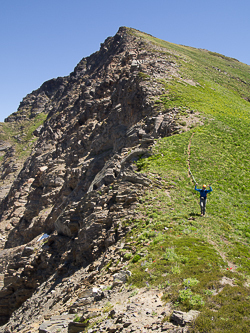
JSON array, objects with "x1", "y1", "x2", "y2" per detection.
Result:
[{"x1": 195, "y1": 185, "x2": 212, "y2": 198}]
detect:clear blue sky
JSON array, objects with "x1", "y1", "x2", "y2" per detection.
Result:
[{"x1": 1, "y1": 0, "x2": 249, "y2": 122}]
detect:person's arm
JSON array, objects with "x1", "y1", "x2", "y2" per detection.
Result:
[
  {"x1": 195, "y1": 183, "x2": 200, "y2": 192},
  {"x1": 207, "y1": 185, "x2": 212, "y2": 193}
]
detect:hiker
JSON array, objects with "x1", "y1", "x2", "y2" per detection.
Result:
[{"x1": 195, "y1": 184, "x2": 212, "y2": 216}]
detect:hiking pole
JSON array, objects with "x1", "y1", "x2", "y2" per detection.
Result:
[{"x1": 189, "y1": 169, "x2": 196, "y2": 184}]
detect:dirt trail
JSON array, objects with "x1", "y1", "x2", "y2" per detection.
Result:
[
  {"x1": 96, "y1": 287, "x2": 173, "y2": 332},
  {"x1": 187, "y1": 132, "x2": 237, "y2": 272},
  {"x1": 187, "y1": 133, "x2": 195, "y2": 181}
]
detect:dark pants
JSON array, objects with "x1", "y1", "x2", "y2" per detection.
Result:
[{"x1": 200, "y1": 197, "x2": 207, "y2": 215}]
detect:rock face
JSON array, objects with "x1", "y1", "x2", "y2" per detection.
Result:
[{"x1": 0, "y1": 27, "x2": 198, "y2": 331}]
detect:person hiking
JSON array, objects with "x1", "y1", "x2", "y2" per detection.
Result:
[{"x1": 195, "y1": 184, "x2": 212, "y2": 216}]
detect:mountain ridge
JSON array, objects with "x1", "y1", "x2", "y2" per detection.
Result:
[{"x1": 0, "y1": 27, "x2": 249, "y2": 332}]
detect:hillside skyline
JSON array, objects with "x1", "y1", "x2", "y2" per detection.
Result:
[{"x1": 1, "y1": 0, "x2": 250, "y2": 122}]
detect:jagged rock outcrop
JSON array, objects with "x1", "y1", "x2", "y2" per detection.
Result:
[
  {"x1": 0, "y1": 27, "x2": 198, "y2": 331},
  {"x1": 5, "y1": 77, "x2": 67, "y2": 123},
  {"x1": 1, "y1": 26, "x2": 185, "y2": 247}
]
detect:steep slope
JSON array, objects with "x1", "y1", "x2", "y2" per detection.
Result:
[
  {"x1": 0, "y1": 27, "x2": 249, "y2": 332},
  {"x1": 0, "y1": 27, "x2": 186, "y2": 328}
]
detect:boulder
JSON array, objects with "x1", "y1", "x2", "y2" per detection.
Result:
[
  {"x1": 39, "y1": 314, "x2": 75, "y2": 333},
  {"x1": 112, "y1": 270, "x2": 131, "y2": 287},
  {"x1": 171, "y1": 310, "x2": 200, "y2": 326}
]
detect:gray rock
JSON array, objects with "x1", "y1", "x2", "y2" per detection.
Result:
[
  {"x1": 69, "y1": 298, "x2": 91, "y2": 313},
  {"x1": 105, "y1": 233, "x2": 116, "y2": 248},
  {"x1": 120, "y1": 148, "x2": 151, "y2": 166},
  {"x1": 33, "y1": 125, "x2": 44, "y2": 136},
  {"x1": 112, "y1": 270, "x2": 131, "y2": 287},
  {"x1": 78, "y1": 287, "x2": 102, "y2": 298},
  {"x1": 39, "y1": 314, "x2": 75, "y2": 333},
  {"x1": 0, "y1": 143, "x2": 11, "y2": 151},
  {"x1": 171, "y1": 309, "x2": 200, "y2": 326}
]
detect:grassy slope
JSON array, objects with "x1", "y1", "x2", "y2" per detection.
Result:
[
  {"x1": 0, "y1": 113, "x2": 47, "y2": 190},
  {"x1": 124, "y1": 30, "x2": 250, "y2": 332},
  {"x1": 0, "y1": 113, "x2": 47, "y2": 158}
]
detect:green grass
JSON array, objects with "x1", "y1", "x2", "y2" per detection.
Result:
[
  {"x1": 192, "y1": 285, "x2": 250, "y2": 332},
  {"x1": 124, "y1": 27, "x2": 250, "y2": 332},
  {"x1": 138, "y1": 72, "x2": 151, "y2": 80},
  {"x1": 0, "y1": 112, "x2": 47, "y2": 161},
  {"x1": 131, "y1": 28, "x2": 250, "y2": 101}
]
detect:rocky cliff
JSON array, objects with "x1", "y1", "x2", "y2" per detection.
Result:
[{"x1": 0, "y1": 27, "x2": 203, "y2": 332}]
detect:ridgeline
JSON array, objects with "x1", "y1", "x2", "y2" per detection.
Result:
[{"x1": 0, "y1": 27, "x2": 249, "y2": 332}]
